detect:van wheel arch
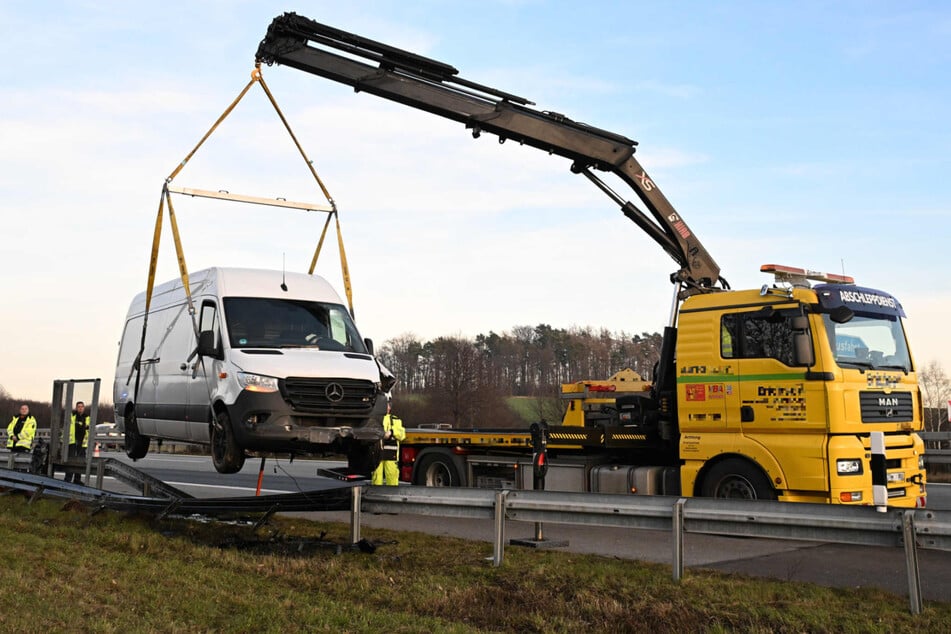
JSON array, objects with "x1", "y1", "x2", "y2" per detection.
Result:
[
  {"x1": 210, "y1": 405, "x2": 245, "y2": 474},
  {"x1": 123, "y1": 403, "x2": 150, "y2": 460}
]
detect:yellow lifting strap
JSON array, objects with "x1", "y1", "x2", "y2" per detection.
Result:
[{"x1": 129, "y1": 66, "x2": 355, "y2": 391}]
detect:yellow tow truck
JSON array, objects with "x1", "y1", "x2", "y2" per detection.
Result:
[{"x1": 256, "y1": 14, "x2": 926, "y2": 506}]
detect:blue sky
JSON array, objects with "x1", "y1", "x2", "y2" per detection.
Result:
[{"x1": 1, "y1": 1, "x2": 949, "y2": 402}]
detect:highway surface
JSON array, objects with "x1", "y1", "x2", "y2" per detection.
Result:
[{"x1": 96, "y1": 450, "x2": 951, "y2": 603}]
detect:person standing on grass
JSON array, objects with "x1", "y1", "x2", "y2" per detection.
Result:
[
  {"x1": 7, "y1": 404, "x2": 37, "y2": 453},
  {"x1": 372, "y1": 401, "x2": 405, "y2": 486}
]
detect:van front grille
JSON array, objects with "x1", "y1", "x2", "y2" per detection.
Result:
[{"x1": 280, "y1": 377, "x2": 376, "y2": 416}]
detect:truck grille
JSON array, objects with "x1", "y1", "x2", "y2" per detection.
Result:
[
  {"x1": 859, "y1": 391, "x2": 913, "y2": 423},
  {"x1": 281, "y1": 377, "x2": 376, "y2": 416}
]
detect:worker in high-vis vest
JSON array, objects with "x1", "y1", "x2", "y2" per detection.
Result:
[
  {"x1": 66, "y1": 401, "x2": 91, "y2": 483},
  {"x1": 7, "y1": 404, "x2": 37, "y2": 452},
  {"x1": 372, "y1": 402, "x2": 405, "y2": 486}
]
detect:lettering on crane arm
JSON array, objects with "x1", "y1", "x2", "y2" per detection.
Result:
[{"x1": 636, "y1": 170, "x2": 655, "y2": 191}]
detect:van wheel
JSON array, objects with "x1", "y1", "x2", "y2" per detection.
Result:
[
  {"x1": 211, "y1": 410, "x2": 245, "y2": 474},
  {"x1": 124, "y1": 407, "x2": 150, "y2": 460},
  {"x1": 701, "y1": 459, "x2": 775, "y2": 500},
  {"x1": 347, "y1": 441, "x2": 381, "y2": 478}
]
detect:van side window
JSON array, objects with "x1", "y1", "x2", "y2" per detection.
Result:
[{"x1": 199, "y1": 302, "x2": 220, "y2": 349}]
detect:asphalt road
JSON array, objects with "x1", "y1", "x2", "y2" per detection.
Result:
[{"x1": 98, "y1": 450, "x2": 951, "y2": 603}]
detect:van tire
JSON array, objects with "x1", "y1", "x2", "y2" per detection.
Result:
[
  {"x1": 124, "y1": 406, "x2": 150, "y2": 460},
  {"x1": 700, "y1": 459, "x2": 775, "y2": 500},
  {"x1": 211, "y1": 410, "x2": 245, "y2": 474},
  {"x1": 347, "y1": 441, "x2": 381, "y2": 478}
]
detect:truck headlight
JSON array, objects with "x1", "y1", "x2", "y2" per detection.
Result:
[
  {"x1": 836, "y1": 459, "x2": 863, "y2": 475},
  {"x1": 237, "y1": 372, "x2": 279, "y2": 393}
]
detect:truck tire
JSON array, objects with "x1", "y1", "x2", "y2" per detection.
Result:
[
  {"x1": 414, "y1": 450, "x2": 466, "y2": 487},
  {"x1": 701, "y1": 459, "x2": 776, "y2": 500},
  {"x1": 124, "y1": 406, "x2": 150, "y2": 460},
  {"x1": 348, "y1": 440, "x2": 381, "y2": 478},
  {"x1": 211, "y1": 410, "x2": 245, "y2": 474}
]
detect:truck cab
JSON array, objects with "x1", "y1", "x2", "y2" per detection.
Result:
[{"x1": 676, "y1": 265, "x2": 926, "y2": 507}]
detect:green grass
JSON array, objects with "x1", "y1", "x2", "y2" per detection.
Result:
[
  {"x1": 0, "y1": 494, "x2": 948, "y2": 633},
  {"x1": 506, "y1": 396, "x2": 542, "y2": 423}
]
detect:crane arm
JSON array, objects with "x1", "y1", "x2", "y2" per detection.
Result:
[{"x1": 256, "y1": 12, "x2": 724, "y2": 291}]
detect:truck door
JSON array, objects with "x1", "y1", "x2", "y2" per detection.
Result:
[{"x1": 724, "y1": 308, "x2": 828, "y2": 493}]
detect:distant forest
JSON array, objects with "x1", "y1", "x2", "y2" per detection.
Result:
[{"x1": 378, "y1": 325, "x2": 663, "y2": 427}]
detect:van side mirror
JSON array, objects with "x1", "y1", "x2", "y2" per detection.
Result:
[
  {"x1": 198, "y1": 330, "x2": 222, "y2": 359},
  {"x1": 364, "y1": 338, "x2": 374, "y2": 356}
]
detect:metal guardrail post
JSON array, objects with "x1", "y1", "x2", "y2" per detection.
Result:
[
  {"x1": 350, "y1": 486, "x2": 362, "y2": 545},
  {"x1": 48, "y1": 381, "x2": 64, "y2": 477},
  {"x1": 902, "y1": 511, "x2": 923, "y2": 615},
  {"x1": 673, "y1": 498, "x2": 686, "y2": 581},
  {"x1": 493, "y1": 490, "x2": 507, "y2": 567},
  {"x1": 83, "y1": 379, "x2": 101, "y2": 486}
]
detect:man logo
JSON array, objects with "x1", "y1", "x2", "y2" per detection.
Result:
[
  {"x1": 878, "y1": 397, "x2": 898, "y2": 407},
  {"x1": 325, "y1": 382, "x2": 345, "y2": 403}
]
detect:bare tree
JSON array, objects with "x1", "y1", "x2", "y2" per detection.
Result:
[{"x1": 920, "y1": 360, "x2": 950, "y2": 433}]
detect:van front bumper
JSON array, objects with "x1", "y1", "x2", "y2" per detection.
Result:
[{"x1": 227, "y1": 389, "x2": 386, "y2": 453}]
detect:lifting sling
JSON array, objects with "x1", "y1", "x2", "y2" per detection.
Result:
[{"x1": 127, "y1": 66, "x2": 354, "y2": 403}]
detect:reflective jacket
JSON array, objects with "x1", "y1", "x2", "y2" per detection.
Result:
[
  {"x1": 70, "y1": 413, "x2": 91, "y2": 448},
  {"x1": 383, "y1": 414, "x2": 406, "y2": 443},
  {"x1": 7, "y1": 416, "x2": 37, "y2": 450}
]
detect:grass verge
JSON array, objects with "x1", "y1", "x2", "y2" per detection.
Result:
[{"x1": 0, "y1": 494, "x2": 948, "y2": 633}]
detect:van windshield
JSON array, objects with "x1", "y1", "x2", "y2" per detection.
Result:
[{"x1": 223, "y1": 297, "x2": 368, "y2": 354}]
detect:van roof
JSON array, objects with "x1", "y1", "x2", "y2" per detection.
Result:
[{"x1": 127, "y1": 267, "x2": 346, "y2": 315}]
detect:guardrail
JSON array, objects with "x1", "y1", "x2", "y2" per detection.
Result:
[
  {"x1": 921, "y1": 431, "x2": 951, "y2": 465},
  {"x1": 352, "y1": 486, "x2": 951, "y2": 614}
]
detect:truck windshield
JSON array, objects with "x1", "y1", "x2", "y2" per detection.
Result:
[
  {"x1": 223, "y1": 297, "x2": 368, "y2": 354},
  {"x1": 822, "y1": 313, "x2": 912, "y2": 372}
]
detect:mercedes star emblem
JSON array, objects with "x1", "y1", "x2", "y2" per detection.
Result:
[{"x1": 325, "y1": 382, "x2": 345, "y2": 403}]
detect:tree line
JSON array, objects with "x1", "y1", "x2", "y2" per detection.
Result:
[{"x1": 377, "y1": 325, "x2": 663, "y2": 427}]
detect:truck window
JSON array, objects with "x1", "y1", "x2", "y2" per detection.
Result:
[{"x1": 720, "y1": 310, "x2": 799, "y2": 366}]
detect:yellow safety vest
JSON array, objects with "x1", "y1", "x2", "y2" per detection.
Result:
[
  {"x1": 70, "y1": 413, "x2": 91, "y2": 448},
  {"x1": 6, "y1": 416, "x2": 37, "y2": 450}
]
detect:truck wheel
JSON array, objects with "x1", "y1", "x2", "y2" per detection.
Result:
[
  {"x1": 211, "y1": 410, "x2": 245, "y2": 474},
  {"x1": 415, "y1": 451, "x2": 466, "y2": 487},
  {"x1": 124, "y1": 406, "x2": 150, "y2": 460},
  {"x1": 701, "y1": 459, "x2": 775, "y2": 500},
  {"x1": 348, "y1": 441, "x2": 381, "y2": 478}
]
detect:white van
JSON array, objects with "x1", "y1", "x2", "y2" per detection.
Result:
[{"x1": 113, "y1": 267, "x2": 392, "y2": 474}]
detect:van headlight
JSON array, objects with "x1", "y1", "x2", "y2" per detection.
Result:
[
  {"x1": 237, "y1": 372, "x2": 279, "y2": 393},
  {"x1": 836, "y1": 459, "x2": 863, "y2": 475}
]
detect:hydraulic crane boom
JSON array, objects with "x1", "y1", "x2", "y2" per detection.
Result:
[{"x1": 256, "y1": 12, "x2": 726, "y2": 292}]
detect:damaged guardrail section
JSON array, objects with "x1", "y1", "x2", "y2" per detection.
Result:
[{"x1": 356, "y1": 486, "x2": 951, "y2": 615}]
